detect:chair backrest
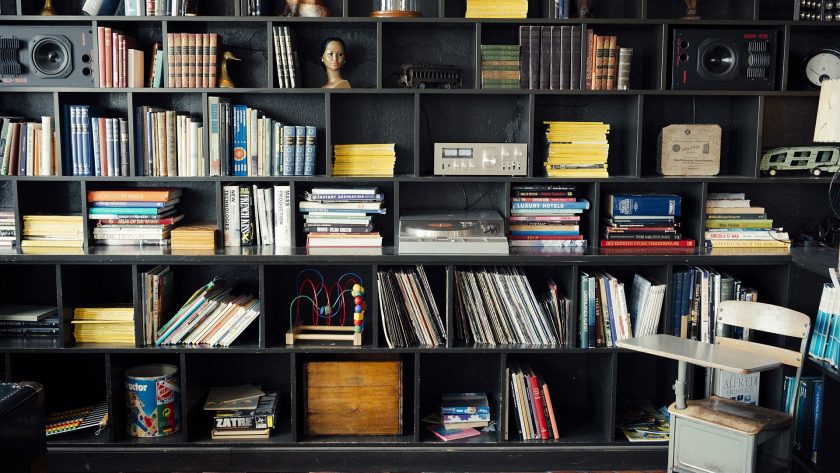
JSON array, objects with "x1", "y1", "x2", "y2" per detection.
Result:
[{"x1": 716, "y1": 300, "x2": 811, "y2": 414}]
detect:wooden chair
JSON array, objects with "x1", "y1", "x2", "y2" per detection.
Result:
[{"x1": 667, "y1": 300, "x2": 811, "y2": 473}]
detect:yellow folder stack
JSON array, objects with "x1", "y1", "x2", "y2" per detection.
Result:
[
  {"x1": 544, "y1": 121, "x2": 610, "y2": 178},
  {"x1": 332, "y1": 144, "x2": 396, "y2": 177}
]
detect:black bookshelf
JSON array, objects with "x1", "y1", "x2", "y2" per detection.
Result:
[{"x1": 1, "y1": 0, "x2": 839, "y2": 471}]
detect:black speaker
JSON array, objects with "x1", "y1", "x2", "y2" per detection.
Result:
[
  {"x1": 0, "y1": 26, "x2": 95, "y2": 87},
  {"x1": 671, "y1": 29, "x2": 778, "y2": 90}
]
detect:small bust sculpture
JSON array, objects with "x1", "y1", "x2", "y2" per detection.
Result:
[{"x1": 320, "y1": 38, "x2": 350, "y2": 89}]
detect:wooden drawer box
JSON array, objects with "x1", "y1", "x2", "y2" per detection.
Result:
[{"x1": 304, "y1": 360, "x2": 403, "y2": 436}]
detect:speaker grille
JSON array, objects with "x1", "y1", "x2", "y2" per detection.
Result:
[
  {"x1": 30, "y1": 35, "x2": 71, "y2": 78},
  {"x1": 0, "y1": 38, "x2": 22, "y2": 75}
]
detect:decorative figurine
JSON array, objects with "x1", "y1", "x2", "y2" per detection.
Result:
[
  {"x1": 320, "y1": 37, "x2": 351, "y2": 89},
  {"x1": 681, "y1": 0, "x2": 701, "y2": 20},
  {"x1": 219, "y1": 51, "x2": 241, "y2": 88},
  {"x1": 40, "y1": 0, "x2": 55, "y2": 15},
  {"x1": 284, "y1": 0, "x2": 330, "y2": 17},
  {"x1": 577, "y1": 0, "x2": 594, "y2": 18}
]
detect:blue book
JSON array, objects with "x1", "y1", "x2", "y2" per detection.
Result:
[
  {"x1": 602, "y1": 275, "x2": 616, "y2": 346},
  {"x1": 294, "y1": 125, "x2": 306, "y2": 176},
  {"x1": 511, "y1": 200, "x2": 590, "y2": 210},
  {"x1": 89, "y1": 206, "x2": 173, "y2": 215},
  {"x1": 588, "y1": 274, "x2": 596, "y2": 348},
  {"x1": 812, "y1": 380, "x2": 824, "y2": 463},
  {"x1": 18, "y1": 123, "x2": 27, "y2": 176},
  {"x1": 65, "y1": 106, "x2": 79, "y2": 176},
  {"x1": 232, "y1": 105, "x2": 248, "y2": 176},
  {"x1": 282, "y1": 125, "x2": 296, "y2": 176},
  {"x1": 304, "y1": 126, "x2": 317, "y2": 176},
  {"x1": 79, "y1": 106, "x2": 92, "y2": 176},
  {"x1": 440, "y1": 393, "x2": 490, "y2": 416},
  {"x1": 606, "y1": 194, "x2": 681, "y2": 217},
  {"x1": 92, "y1": 199, "x2": 179, "y2": 208},
  {"x1": 579, "y1": 272, "x2": 589, "y2": 348},
  {"x1": 90, "y1": 116, "x2": 101, "y2": 176}
]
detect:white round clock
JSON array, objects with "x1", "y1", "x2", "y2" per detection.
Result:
[{"x1": 804, "y1": 48, "x2": 840, "y2": 88}]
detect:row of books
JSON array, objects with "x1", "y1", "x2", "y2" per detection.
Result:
[
  {"x1": 0, "y1": 209, "x2": 14, "y2": 246},
  {"x1": 0, "y1": 305, "x2": 58, "y2": 339},
  {"x1": 808, "y1": 281, "x2": 840, "y2": 369},
  {"x1": 586, "y1": 32, "x2": 632, "y2": 91},
  {"x1": 332, "y1": 144, "x2": 396, "y2": 177},
  {"x1": 208, "y1": 97, "x2": 317, "y2": 177},
  {"x1": 222, "y1": 185, "x2": 292, "y2": 247},
  {"x1": 704, "y1": 192, "x2": 791, "y2": 249},
  {"x1": 21, "y1": 215, "x2": 84, "y2": 249},
  {"x1": 166, "y1": 33, "x2": 219, "y2": 88},
  {"x1": 155, "y1": 277, "x2": 260, "y2": 347},
  {"x1": 96, "y1": 27, "x2": 145, "y2": 88},
  {"x1": 465, "y1": 0, "x2": 528, "y2": 18},
  {"x1": 140, "y1": 265, "x2": 174, "y2": 346},
  {"x1": 602, "y1": 194, "x2": 694, "y2": 248},
  {"x1": 0, "y1": 116, "x2": 56, "y2": 176},
  {"x1": 205, "y1": 385, "x2": 279, "y2": 440},
  {"x1": 480, "y1": 44, "x2": 520, "y2": 89},
  {"x1": 88, "y1": 188, "x2": 183, "y2": 246},
  {"x1": 85, "y1": 0, "x2": 198, "y2": 16},
  {"x1": 519, "y1": 26, "x2": 582, "y2": 90},
  {"x1": 136, "y1": 107, "x2": 205, "y2": 177},
  {"x1": 507, "y1": 363, "x2": 559, "y2": 440},
  {"x1": 509, "y1": 184, "x2": 588, "y2": 248},
  {"x1": 578, "y1": 271, "x2": 630, "y2": 348},
  {"x1": 271, "y1": 26, "x2": 300, "y2": 89},
  {"x1": 302, "y1": 187, "x2": 384, "y2": 249},
  {"x1": 66, "y1": 106, "x2": 129, "y2": 177},
  {"x1": 544, "y1": 121, "x2": 609, "y2": 178},
  {"x1": 71, "y1": 306, "x2": 134, "y2": 344},
  {"x1": 786, "y1": 375, "x2": 823, "y2": 465},
  {"x1": 378, "y1": 266, "x2": 445, "y2": 348},
  {"x1": 454, "y1": 266, "x2": 565, "y2": 346}
]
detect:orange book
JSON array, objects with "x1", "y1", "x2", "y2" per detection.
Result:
[
  {"x1": 202, "y1": 33, "x2": 211, "y2": 88},
  {"x1": 87, "y1": 188, "x2": 182, "y2": 202},
  {"x1": 594, "y1": 34, "x2": 606, "y2": 90},
  {"x1": 209, "y1": 34, "x2": 218, "y2": 88},
  {"x1": 542, "y1": 382, "x2": 560, "y2": 440},
  {"x1": 97, "y1": 27, "x2": 106, "y2": 87},
  {"x1": 187, "y1": 33, "x2": 196, "y2": 88},
  {"x1": 103, "y1": 27, "x2": 113, "y2": 88},
  {"x1": 166, "y1": 33, "x2": 176, "y2": 88}
]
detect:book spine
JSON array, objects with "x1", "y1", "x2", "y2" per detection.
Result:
[
  {"x1": 539, "y1": 26, "x2": 551, "y2": 90},
  {"x1": 209, "y1": 34, "x2": 219, "y2": 88},
  {"x1": 283, "y1": 125, "x2": 296, "y2": 176},
  {"x1": 608, "y1": 195, "x2": 681, "y2": 216},
  {"x1": 558, "y1": 26, "x2": 570, "y2": 90},
  {"x1": 617, "y1": 47, "x2": 632, "y2": 90},
  {"x1": 233, "y1": 106, "x2": 247, "y2": 176},
  {"x1": 304, "y1": 126, "x2": 316, "y2": 176},
  {"x1": 528, "y1": 375, "x2": 549, "y2": 439},
  {"x1": 529, "y1": 26, "x2": 540, "y2": 90},
  {"x1": 586, "y1": 30, "x2": 594, "y2": 90},
  {"x1": 600, "y1": 239, "x2": 696, "y2": 247},
  {"x1": 209, "y1": 98, "x2": 221, "y2": 176},
  {"x1": 606, "y1": 35, "x2": 617, "y2": 90},
  {"x1": 239, "y1": 185, "x2": 254, "y2": 246},
  {"x1": 283, "y1": 27, "x2": 297, "y2": 88},
  {"x1": 570, "y1": 26, "x2": 581, "y2": 90}
]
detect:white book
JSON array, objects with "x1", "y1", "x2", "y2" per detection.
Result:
[
  {"x1": 40, "y1": 116, "x2": 52, "y2": 176},
  {"x1": 274, "y1": 185, "x2": 291, "y2": 246},
  {"x1": 253, "y1": 184, "x2": 263, "y2": 246},
  {"x1": 189, "y1": 119, "x2": 200, "y2": 177},
  {"x1": 263, "y1": 187, "x2": 274, "y2": 245},
  {"x1": 222, "y1": 185, "x2": 241, "y2": 247}
]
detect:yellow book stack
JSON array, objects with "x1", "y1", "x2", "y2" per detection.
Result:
[
  {"x1": 544, "y1": 121, "x2": 610, "y2": 178},
  {"x1": 465, "y1": 0, "x2": 528, "y2": 18},
  {"x1": 21, "y1": 215, "x2": 84, "y2": 248},
  {"x1": 332, "y1": 144, "x2": 396, "y2": 177},
  {"x1": 72, "y1": 306, "x2": 135, "y2": 345}
]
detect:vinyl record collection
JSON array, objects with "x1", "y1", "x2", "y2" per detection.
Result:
[
  {"x1": 454, "y1": 266, "x2": 571, "y2": 346},
  {"x1": 378, "y1": 266, "x2": 445, "y2": 348}
]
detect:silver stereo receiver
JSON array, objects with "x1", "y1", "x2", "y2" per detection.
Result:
[{"x1": 434, "y1": 143, "x2": 527, "y2": 176}]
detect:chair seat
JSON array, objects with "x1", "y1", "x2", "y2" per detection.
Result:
[{"x1": 669, "y1": 396, "x2": 792, "y2": 435}]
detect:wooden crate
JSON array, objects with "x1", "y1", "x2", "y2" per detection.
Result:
[{"x1": 304, "y1": 360, "x2": 402, "y2": 436}]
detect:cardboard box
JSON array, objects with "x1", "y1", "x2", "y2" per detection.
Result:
[{"x1": 657, "y1": 124, "x2": 722, "y2": 176}]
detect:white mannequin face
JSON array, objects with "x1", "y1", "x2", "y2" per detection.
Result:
[{"x1": 322, "y1": 41, "x2": 346, "y2": 72}]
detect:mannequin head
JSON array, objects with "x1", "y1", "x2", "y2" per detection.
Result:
[{"x1": 320, "y1": 37, "x2": 346, "y2": 72}]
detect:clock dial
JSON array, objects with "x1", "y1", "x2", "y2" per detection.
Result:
[{"x1": 806, "y1": 50, "x2": 840, "y2": 87}]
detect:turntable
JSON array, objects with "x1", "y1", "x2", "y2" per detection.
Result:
[{"x1": 398, "y1": 210, "x2": 509, "y2": 255}]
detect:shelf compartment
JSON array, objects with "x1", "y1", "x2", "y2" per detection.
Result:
[
  {"x1": 376, "y1": 264, "x2": 448, "y2": 349},
  {"x1": 641, "y1": 95, "x2": 761, "y2": 178},
  {"x1": 418, "y1": 94, "x2": 530, "y2": 177},
  {"x1": 8, "y1": 352, "x2": 108, "y2": 439},
  {"x1": 166, "y1": 21, "x2": 268, "y2": 89},
  {"x1": 183, "y1": 352, "x2": 291, "y2": 443},
  {"x1": 505, "y1": 353, "x2": 613, "y2": 443},
  {"x1": 758, "y1": 0, "x2": 794, "y2": 21},
  {"x1": 108, "y1": 352, "x2": 182, "y2": 443},
  {"x1": 646, "y1": 0, "x2": 757, "y2": 20},
  {"x1": 614, "y1": 352, "x2": 675, "y2": 443},
  {"x1": 92, "y1": 20, "x2": 163, "y2": 89},
  {"x1": 419, "y1": 353, "x2": 502, "y2": 443},
  {"x1": 399, "y1": 181, "x2": 507, "y2": 217},
  {"x1": 0, "y1": 264, "x2": 59, "y2": 345},
  {"x1": 0, "y1": 91, "x2": 55, "y2": 125},
  {"x1": 382, "y1": 22, "x2": 475, "y2": 89},
  {"x1": 330, "y1": 94, "x2": 414, "y2": 176},
  {"x1": 581, "y1": 0, "x2": 644, "y2": 19},
  {"x1": 295, "y1": 353, "x2": 415, "y2": 442},
  {"x1": 534, "y1": 95, "x2": 640, "y2": 178},
  {"x1": 761, "y1": 97, "x2": 821, "y2": 165},
  {"x1": 443, "y1": 0, "x2": 548, "y2": 19},
  {"x1": 586, "y1": 24, "x2": 664, "y2": 91},
  {"x1": 786, "y1": 25, "x2": 838, "y2": 92},
  {"x1": 131, "y1": 92, "x2": 205, "y2": 177},
  {"x1": 17, "y1": 180, "x2": 83, "y2": 217},
  {"x1": 57, "y1": 92, "x2": 129, "y2": 177},
  {"x1": 264, "y1": 264, "x2": 376, "y2": 349},
  {"x1": 210, "y1": 93, "x2": 327, "y2": 176},
  {"x1": 0, "y1": 0, "x2": 15, "y2": 15},
  {"x1": 272, "y1": 22, "x2": 377, "y2": 89},
  {"x1": 60, "y1": 264, "x2": 134, "y2": 347},
  {"x1": 19, "y1": 0, "x2": 83, "y2": 15}
]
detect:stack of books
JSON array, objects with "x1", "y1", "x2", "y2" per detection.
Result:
[
  {"x1": 136, "y1": 107, "x2": 205, "y2": 176},
  {"x1": 0, "y1": 208, "x2": 14, "y2": 246},
  {"x1": 21, "y1": 215, "x2": 84, "y2": 249},
  {"x1": 601, "y1": 194, "x2": 694, "y2": 248},
  {"x1": 436, "y1": 392, "x2": 490, "y2": 436},
  {"x1": 140, "y1": 266, "x2": 173, "y2": 346},
  {"x1": 543, "y1": 121, "x2": 609, "y2": 178},
  {"x1": 301, "y1": 187, "x2": 384, "y2": 249},
  {"x1": 208, "y1": 97, "x2": 317, "y2": 177},
  {"x1": 205, "y1": 385, "x2": 279, "y2": 440},
  {"x1": 507, "y1": 364, "x2": 559, "y2": 440},
  {"x1": 271, "y1": 26, "x2": 300, "y2": 88},
  {"x1": 222, "y1": 185, "x2": 292, "y2": 247},
  {"x1": 704, "y1": 192, "x2": 790, "y2": 249},
  {"x1": 629, "y1": 274, "x2": 667, "y2": 338},
  {"x1": 155, "y1": 278, "x2": 260, "y2": 347},
  {"x1": 71, "y1": 306, "x2": 135, "y2": 345},
  {"x1": 616, "y1": 402, "x2": 669, "y2": 442},
  {"x1": 509, "y1": 184, "x2": 588, "y2": 248},
  {"x1": 87, "y1": 188, "x2": 183, "y2": 247},
  {"x1": 586, "y1": 32, "x2": 632, "y2": 90},
  {"x1": 480, "y1": 44, "x2": 520, "y2": 89},
  {"x1": 465, "y1": 0, "x2": 527, "y2": 18},
  {"x1": 378, "y1": 265, "x2": 446, "y2": 348},
  {"x1": 0, "y1": 305, "x2": 58, "y2": 340},
  {"x1": 96, "y1": 27, "x2": 143, "y2": 88},
  {"x1": 519, "y1": 26, "x2": 582, "y2": 90},
  {"x1": 166, "y1": 33, "x2": 219, "y2": 88},
  {"x1": 332, "y1": 144, "x2": 396, "y2": 177},
  {"x1": 578, "y1": 271, "x2": 632, "y2": 348},
  {"x1": 0, "y1": 116, "x2": 56, "y2": 176},
  {"x1": 171, "y1": 223, "x2": 217, "y2": 250},
  {"x1": 65, "y1": 106, "x2": 129, "y2": 177}
]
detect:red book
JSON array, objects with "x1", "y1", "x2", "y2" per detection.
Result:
[
  {"x1": 509, "y1": 235, "x2": 584, "y2": 240},
  {"x1": 600, "y1": 239, "x2": 695, "y2": 248},
  {"x1": 509, "y1": 216, "x2": 580, "y2": 222},
  {"x1": 97, "y1": 27, "x2": 106, "y2": 87},
  {"x1": 527, "y1": 374, "x2": 549, "y2": 440},
  {"x1": 95, "y1": 215, "x2": 184, "y2": 226},
  {"x1": 87, "y1": 188, "x2": 182, "y2": 202},
  {"x1": 511, "y1": 197, "x2": 577, "y2": 203}
]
